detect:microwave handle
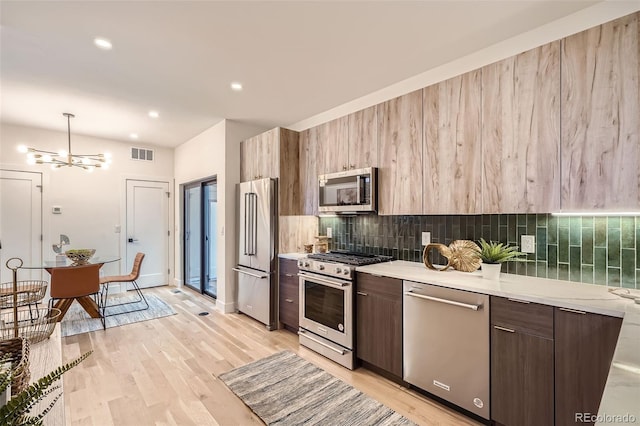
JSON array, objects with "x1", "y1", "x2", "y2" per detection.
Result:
[{"x1": 356, "y1": 175, "x2": 362, "y2": 204}]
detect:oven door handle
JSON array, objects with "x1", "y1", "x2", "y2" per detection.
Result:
[{"x1": 298, "y1": 272, "x2": 349, "y2": 289}]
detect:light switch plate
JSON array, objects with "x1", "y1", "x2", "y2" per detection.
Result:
[
  {"x1": 521, "y1": 235, "x2": 535, "y2": 253},
  {"x1": 422, "y1": 232, "x2": 431, "y2": 246},
  {"x1": 326, "y1": 227, "x2": 332, "y2": 238}
]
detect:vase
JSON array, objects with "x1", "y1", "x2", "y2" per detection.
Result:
[{"x1": 481, "y1": 262, "x2": 502, "y2": 280}]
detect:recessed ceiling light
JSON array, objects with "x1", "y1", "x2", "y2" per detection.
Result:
[
  {"x1": 231, "y1": 82, "x2": 243, "y2": 91},
  {"x1": 94, "y1": 37, "x2": 113, "y2": 50},
  {"x1": 129, "y1": 133, "x2": 139, "y2": 140},
  {"x1": 148, "y1": 111, "x2": 159, "y2": 119}
]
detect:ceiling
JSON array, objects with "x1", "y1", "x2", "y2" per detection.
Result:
[{"x1": 0, "y1": 1, "x2": 603, "y2": 148}]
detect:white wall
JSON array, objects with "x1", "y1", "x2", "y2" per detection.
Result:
[
  {"x1": 0, "y1": 122, "x2": 175, "y2": 277},
  {"x1": 288, "y1": 1, "x2": 640, "y2": 131},
  {"x1": 173, "y1": 119, "x2": 266, "y2": 313}
]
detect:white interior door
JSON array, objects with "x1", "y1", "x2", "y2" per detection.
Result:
[
  {"x1": 126, "y1": 179, "x2": 170, "y2": 288},
  {"x1": 0, "y1": 170, "x2": 42, "y2": 282}
]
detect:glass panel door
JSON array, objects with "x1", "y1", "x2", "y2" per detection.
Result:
[
  {"x1": 184, "y1": 183, "x2": 202, "y2": 291},
  {"x1": 183, "y1": 178, "x2": 217, "y2": 297},
  {"x1": 203, "y1": 181, "x2": 217, "y2": 297}
]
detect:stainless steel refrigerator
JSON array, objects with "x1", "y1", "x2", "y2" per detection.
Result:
[{"x1": 233, "y1": 178, "x2": 277, "y2": 330}]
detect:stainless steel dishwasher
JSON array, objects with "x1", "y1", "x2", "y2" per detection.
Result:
[{"x1": 403, "y1": 280, "x2": 490, "y2": 419}]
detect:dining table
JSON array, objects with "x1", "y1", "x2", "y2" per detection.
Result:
[{"x1": 19, "y1": 255, "x2": 120, "y2": 321}]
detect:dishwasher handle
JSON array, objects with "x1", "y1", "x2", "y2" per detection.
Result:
[{"x1": 404, "y1": 290, "x2": 482, "y2": 311}]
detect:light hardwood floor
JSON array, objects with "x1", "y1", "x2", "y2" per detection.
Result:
[{"x1": 62, "y1": 286, "x2": 481, "y2": 426}]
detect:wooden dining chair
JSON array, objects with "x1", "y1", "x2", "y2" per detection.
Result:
[
  {"x1": 100, "y1": 252, "x2": 148, "y2": 315},
  {"x1": 48, "y1": 263, "x2": 105, "y2": 329}
]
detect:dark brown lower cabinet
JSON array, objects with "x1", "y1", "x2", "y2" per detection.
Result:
[
  {"x1": 355, "y1": 273, "x2": 402, "y2": 378},
  {"x1": 491, "y1": 326, "x2": 554, "y2": 426},
  {"x1": 491, "y1": 297, "x2": 554, "y2": 426},
  {"x1": 278, "y1": 258, "x2": 299, "y2": 331},
  {"x1": 555, "y1": 308, "x2": 622, "y2": 426}
]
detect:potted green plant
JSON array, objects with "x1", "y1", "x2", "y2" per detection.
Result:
[
  {"x1": 477, "y1": 238, "x2": 526, "y2": 280},
  {"x1": 0, "y1": 351, "x2": 91, "y2": 425}
]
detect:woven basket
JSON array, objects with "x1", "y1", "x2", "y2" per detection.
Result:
[
  {"x1": 0, "y1": 307, "x2": 61, "y2": 344},
  {"x1": 0, "y1": 337, "x2": 30, "y2": 396},
  {"x1": 0, "y1": 280, "x2": 48, "y2": 309}
]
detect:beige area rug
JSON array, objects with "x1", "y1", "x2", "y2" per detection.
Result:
[{"x1": 60, "y1": 293, "x2": 176, "y2": 337}]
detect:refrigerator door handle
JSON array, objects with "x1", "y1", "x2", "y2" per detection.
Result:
[
  {"x1": 248, "y1": 192, "x2": 254, "y2": 255},
  {"x1": 243, "y1": 192, "x2": 250, "y2": 255},
  {"x1": 252, "y1": 192, "x2": 258, "y2": 256}
]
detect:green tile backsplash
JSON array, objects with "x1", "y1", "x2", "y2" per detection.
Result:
[{"x1": 319, "y1": 214, "x2": 640, "y2": 289}]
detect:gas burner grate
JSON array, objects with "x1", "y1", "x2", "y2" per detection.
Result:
[{"x1": 307, "y1": 252, "x2": 393, "y2": 266}]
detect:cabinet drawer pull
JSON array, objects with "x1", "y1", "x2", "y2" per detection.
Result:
[
  {"x1": 559, "y1": 307, "x2": 586, "y2": 315},
  {"x1": 494, "y1": 325, "x2": 515, "y2": 333},
  {"x1": 357, "y1": 291, "x2": 368, "y2": 296},
  {"x1": 285, "y1": 273, "x2": 295, "y2": 277},
  {"x1": 284, "y1": 298, "x2": 294, "y2": 303},
  {"x1": 507, "y1": 298, "x2": 530, "y2": 304}
]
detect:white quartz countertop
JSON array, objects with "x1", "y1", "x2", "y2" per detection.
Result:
[
  {"x1": 355, "y1": 261, "x2": 640, "y2": 425},
  {"x1": 278, "y1": 252, "x2": 308, "y2": 260}
]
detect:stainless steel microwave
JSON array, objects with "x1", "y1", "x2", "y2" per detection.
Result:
[{"x1": 318, "y1": 167, "x2": 377, "y2": 214}]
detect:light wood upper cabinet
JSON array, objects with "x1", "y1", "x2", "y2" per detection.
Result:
[
  {"x1": 240, "y1": 136, "x2": 257, "y2": 182},
  {"x1": 278, "y1": 128, "x2": 301, "y2": 215},
  {"x1": 348, "y1": 105, "x2": 378, "y2": 170},
  {"x1": 378, "y1": 89, "x2": 423, "y2": 215},
  {"x1": 481, "y1": 41, "x2": 561, "y2": 214},
  {"x1": 298, "y1": 117, "x2": 348, "y2": 215},
  {"x1": 240, "y1": 127, "x2": 300, "y2": 215},
  {"x1": 561, "y1": 13, "x2": 640, "y2": 210},
  {"x1": 317, "y1": 116, "x2": 348, "y2": 175},
  {"x1": 423, "y1": 71, "x2": 482, "y2": 214},
  {"x1": 240, "y1": 129, "x2": 278, "y2": 182},
  {"x1": 299, "y1": 127, "x2": 319, "y2": 216}
]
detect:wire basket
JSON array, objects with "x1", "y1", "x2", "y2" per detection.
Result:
[
  {"x1": 0, "y1": 307, "x2": 61, "y2": 344},
  {"x1": 0, "y1": 337, "x2": 30, "y2": 395},
  {"x1": 0, "y1": 280, "x2": 48, "y2": 309}
]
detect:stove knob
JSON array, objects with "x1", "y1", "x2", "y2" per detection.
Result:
[
  {"x1": 336, "y1": 267, "x2": 342, "y2": 274},
  {"x1": 297, "y1": 260, "x2": 303, "y2": 267},
  {"x1": 343, "y1": 269, "x2": 350, "y2": 275},
  {"x1": 318, "y1": 265, "x2": 325, "y2": 270},
  {"x1": 303, "y1": 261, "x2": 310, "y2": 267}
]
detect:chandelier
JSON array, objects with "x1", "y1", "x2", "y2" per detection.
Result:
[{"x1": 17, "y1": 113, "x2": 112, "y2": 170}]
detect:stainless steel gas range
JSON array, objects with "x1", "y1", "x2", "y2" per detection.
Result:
[{"x1": 297, "y1": 251, "x2": 392, "y2": 369}]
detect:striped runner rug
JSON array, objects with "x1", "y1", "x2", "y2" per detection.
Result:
[{"x1": 219, "y1": 350, "x2": 416, "y2": 425}]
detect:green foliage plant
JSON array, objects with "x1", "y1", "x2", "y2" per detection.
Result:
[
  {"x1": 0, "y1": 351, "x2": 92, "y2": 425},
  {"x1": 477, "y1": 238, "x2": 526, "y2": 264}
]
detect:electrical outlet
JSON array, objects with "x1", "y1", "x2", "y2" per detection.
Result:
[
  {"x1": 421, "y1": 232, "x2": 431, "y2": 246},
  {"x1": 521, "y1": 235, "x2": 535, "y2": 253},
  {"x1": 326, "y1": 227, "x2": 332, "y2": 238}
]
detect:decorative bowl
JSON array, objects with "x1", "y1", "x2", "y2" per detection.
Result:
[{"x1": 65, "y1": 249, "x2": 96, "y2": 265}]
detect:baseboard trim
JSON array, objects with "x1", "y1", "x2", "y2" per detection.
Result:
[{"x1": 216, "y1": 299, "x2": 237, "y2": 314}]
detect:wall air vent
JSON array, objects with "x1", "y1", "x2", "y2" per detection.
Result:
[{"x1": 131, "y1": 147, "x2": 154, "y2": 162}]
